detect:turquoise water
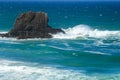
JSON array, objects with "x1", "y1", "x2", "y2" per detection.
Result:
[{"x1": 0, "y1": 1, "x2": 120, "y2": 80}]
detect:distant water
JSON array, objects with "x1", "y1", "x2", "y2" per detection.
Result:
[{"x1": 0, "y1": 1, "x2": 120, "y2": 80}]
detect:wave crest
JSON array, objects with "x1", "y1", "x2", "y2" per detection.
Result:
[{"x1": 52, "y1": 24, "x2": 120, "y2": 39}]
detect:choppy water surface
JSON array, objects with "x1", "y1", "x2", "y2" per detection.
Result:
[{"x1": 0, "y1": 1, "x2": 120, "y2": 80}]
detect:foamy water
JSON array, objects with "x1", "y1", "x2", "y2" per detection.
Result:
[
  {"x1": 52, "y1": 24, "x2": 120, "y2": 39},
  {"x1": 0, "y1": 59, "x2": 120, "y2": 80},
  {"x1": 0, "y1": 1, "x2": 120, "y2": 80},
  {"x1": 0, "y1": 25, "x2": 120, "y2": 41}
]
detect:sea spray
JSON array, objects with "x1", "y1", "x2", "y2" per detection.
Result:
[
  {"x1": 0, "y1": 1, "x2": 120, "y2": 80},
  {"x1": 52, "y1": 24, "x2": 120, "y2": 39}
]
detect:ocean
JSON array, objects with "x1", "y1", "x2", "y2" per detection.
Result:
[{"x1": 0, "y1": 1, "x2": 120, "y2": 80}]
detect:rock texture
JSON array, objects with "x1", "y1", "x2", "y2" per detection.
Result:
[{"x1": 0, "y1": 12, "x2": 64, "y2": 39}]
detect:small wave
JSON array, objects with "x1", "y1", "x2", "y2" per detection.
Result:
[
  {"x1": 0, "y1": 36, "x2": 48, "y2": 41},
  {"x1": 0, "y1": 37, "x2": 18, "y2": 41},
  {"x1": 52, "y1": 24, "x2": 120, "y2": 39},
  {"x1": 0, "y1": 40, "x2": 22, "y2": 44},
  {"x1": 0, "y1": 59, "x2": 92, "y2": 80},
  {"x1": 0, "y1": 25, "x2": 120, "y2": 41},
  {"x1": 0, "y1": 59, "x2": 120, "y2": 80},
  {"x1": 0, "y1": 31, "x2": 8, "y2": 34},
  {"x1": 84, "y1": 51, "x2": 111, "y2": 55},
  {"x1": 0, "y1": 31, "x2": 7, "y2": 34},
  {"x1": 48, "y1": 45, "x2": 75, "y2": 51},
  {"x1": 0, "y1": 31, "x2": 49, "y2": 41}
]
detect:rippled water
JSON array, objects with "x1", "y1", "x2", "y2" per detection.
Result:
[{"x1": 0, "y1": 1, "x2": 120, "y2": 80}]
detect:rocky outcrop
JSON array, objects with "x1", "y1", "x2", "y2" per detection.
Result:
[{"x1": 0, "y1": 12, "x2": 64, "y2": 39}]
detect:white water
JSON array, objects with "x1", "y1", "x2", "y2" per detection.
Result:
[
  {"x1": 0, "y1": 59, "x2": 120, "y2": 80},
  {"x1": 0, "y1": 25, "x2": 120, "y2": 40},
  {"x1": 52, "y1": 24, "x2": 120, "y2": 39},
  {"x1": 0, "y1": 32, "x2": 7, "y2": 34}
]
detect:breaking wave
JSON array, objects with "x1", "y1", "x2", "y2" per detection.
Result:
[
  {"x1": 52, "y1": 24, "x2": 120, "y2": 39},
  {"x1": 0, "y1": 59, "x2": 120, "y2": 80},
  {"x1": 0, "y1": 25, "x2": 120, "y2": 41}
]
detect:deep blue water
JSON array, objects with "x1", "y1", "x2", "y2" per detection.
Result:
[{"x1": 0, "y1": 1, "x2": 120, "y2": 80}]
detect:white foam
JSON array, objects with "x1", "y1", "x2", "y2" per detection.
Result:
[
  {"x1": 84, "y1": 51, "x2": 111, "y2": 55},
  {"x1": 0, "y1": 31, "x2": 49, "y2": 41},
  {"x1": 0, "y1": 40, "x2": 22, "y2": 44},
  {"x1": 52, "y1": 24, "x2": 120, "y2": 39},
  {"x1": 48, "y1": 45, "x2": 75, "y2": 51},
  {"x1": 0, "y1": 31, "x2": 8, "y2": 34},
  {"x1": 0, "y1": 37, "x2": 17, "y2": 41},
  {"x1": 0, "y1": 36, "x2": 48, "y2": 41},
  {"x1": 0, "y1": 59, "x2": 91, "y2": 80},
  {"x1": 0, "y1": 59, "x2": 120, "y2": 80},
  {"x1": 0, "y1": 25, "x2": 120, "y2": 40}
]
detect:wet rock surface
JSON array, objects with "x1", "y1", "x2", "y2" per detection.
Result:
[{"x1": 0, "y1": 12, "x2": 64, "y2": 39}]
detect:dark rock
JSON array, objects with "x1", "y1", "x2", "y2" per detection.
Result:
[{"x1": 0, "y1": 12, "x2": 64, "y2": 39}]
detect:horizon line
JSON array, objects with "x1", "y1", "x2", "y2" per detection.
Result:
[{"x1": 0, "y1": 0, "x2": 120, "y2": 2}]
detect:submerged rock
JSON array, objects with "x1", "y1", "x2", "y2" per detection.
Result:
[{"x1": 0, "y1": 12, "x2": 64, "y2": 39}]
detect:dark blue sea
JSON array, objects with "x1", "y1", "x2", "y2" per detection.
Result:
[{"x1": 0, "y1": 1, "x2": 120, "y2": 80}]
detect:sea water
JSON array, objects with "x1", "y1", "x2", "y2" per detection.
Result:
[{"x1": 0, "y1": 1, "x2": 120, "y2": 80}]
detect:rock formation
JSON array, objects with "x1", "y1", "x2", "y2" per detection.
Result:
[{"x1": 0, "y1": 12, "x2": 64, "y2": 39}]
